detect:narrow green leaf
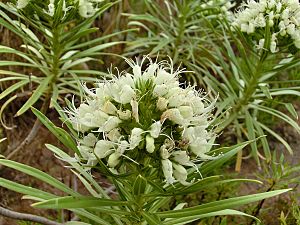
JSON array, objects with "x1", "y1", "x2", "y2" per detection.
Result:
[
  {"x1": 33, "y1": 196, "x2": 130, "y2": 209},
  {"x1": 156, "y1": 189, "x2": 291, "y2": 218},
  {"x1": 16, "y1": 76, "x2": 52, "y2": 116},
  {"x1": 0, "y1": 178, "x2": 57, "y2": 200},
  {"x1": 163, "y1": 209, "x2": 259, "y2": 225},
  {"x1": 31, "y1": 107, "x2": 80, "y2": 156},
  {"x1": 0, "y1": 159, "x2": 78, "y2": 196},
  {"x1": 71, "y1": 209, "x2": 112, "y2": 225},
  {"x1": 258, "y1": 122, "x2": 293, "y2": 154},
  {"x1": 245, "y1": 111, "x2": 259, "y2": 166},
  {"x1": 142, "y1": 211, "x2": 162, "y2": 225},
  {"x1": 285, "y1": 103, "x2": 298, "y2": 120},
  {"x1": 133, "y1": 175, "x2": 147, "y2": 196},
  {"x1": 0, "y1": 79, "x2": 29, "y2": 100}
]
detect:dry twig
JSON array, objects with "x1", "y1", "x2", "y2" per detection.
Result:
[{"x1": 0, "y1": 206, "x2": 63, "y2": 225}]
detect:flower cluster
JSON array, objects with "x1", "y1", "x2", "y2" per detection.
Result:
[
  {"x1": 16, "y1": 0, "x2": 103, "y2": 18},
  {"x1": 68, "y1": 57, "x2": 215, "y2": 185},
  {"x1": 201, "y1": 0, "x2": 235, "y2": 19},
  {"x1": 232, "y1": 0, "x2": 300, "y2": 53}
]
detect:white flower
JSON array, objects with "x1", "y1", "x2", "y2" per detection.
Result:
[
  {"x1": 178, "y1": 106, "x2": 193, "y2": 119},
  {"x1": 107, "y1": 128, "x2": 122, "y2": 142},
  {"x1": 155, "y1": 69, "x2": 176, "y2": 85},
  {"x1": 232, "y1": 0, "x2": 300, "y2": 52},
  {"x1": 119, "y1": 85, "x2": 135, "y2": 104},
  {"x1": 16, "y1": 0, "x2": 29, "y2": 9},
  {"x1": 157, "y1": 97, "x2": 168, "y2": 111},
  {"x1": 172, "y1": 151, "x2": 194, "y2": 167},
  {"x1": 117, "y1": 109, "x2": 132, "y2": 120},
  {"x1": 94, "y1": 140, "x2": 114, "y2": 159},
  {"x1": 129, "y1": 128, "x2": 144, "y2": 149},
  {"x1": 173, "y1": 163, "x2": 188, "y2": 185},
  {"x1": 100, "y1": 116, "x2": 121, "y2": 132},
  {"x1": 102, "y1": 101, "x2": 117, "y2": 115},
  {"x1": 149, "y1": 121, "x2": 162, "y2": 138},
  {"x1": 162, "y1": 159, "x2": 175, "y2": 184},
  {"x1": 78, "y1": 0, "x2": 96, "y2": 18},
  {"x1": 108, "y1": 152, "x2": 121, "y2": 168},
  {"x1": 154, "y1": 84, "x2": 169, "y2": 96},
  {"x1": 82, "y1": 133, "x2": 97, "y2": 147},
  {"x1": 161, "y1": 108, "x2": 186, "y2": 126},
  {"x1": 146, "y1": 135, "x2": 155, "y2": 153}
]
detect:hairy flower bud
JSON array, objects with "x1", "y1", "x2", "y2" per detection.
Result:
[
  {"x1": 146, "y1": 135, "x2": 155, "y2": 153},
  {"x1": 150, "y1": 121, "x2": 162, "y2": 138},
  {"x1": 130, "y1": 128, "x2": 144, "y2": 149},
  {"x1": 94, "y1": 140, "x2": 114, "y2": 159}
]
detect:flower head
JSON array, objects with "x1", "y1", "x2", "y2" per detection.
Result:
[
  {"x1": 232, "y1": 0, "x2": 300, "y2": 53},
  {"x1": 15, "y1": 0, "x2": 103, "y2": 19},
  {"x1": 69, "y1": 57, "x2": 215, "y2": 185}
]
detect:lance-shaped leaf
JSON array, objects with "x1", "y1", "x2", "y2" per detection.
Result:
[
  {"x1": 32, "y1": 196, "x2": 130, "y2": 209},
  {"x1": 31, "y1": 107, "x2": 80, "y2": 156},
  {"x1": 156, "y1": 189, "x2": 291, "y2": 218}
]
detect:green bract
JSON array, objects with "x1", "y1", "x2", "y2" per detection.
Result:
[{"x1": 68, "y1": 57, "x2": 216, "y2": 185}]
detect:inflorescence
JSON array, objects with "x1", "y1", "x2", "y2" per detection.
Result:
[
  {"x1": 232, "y1": 0, "x2": 300, "y2": 53},
  {"x1": 67, "y1": 57, "x2": 216, "y2": 185},
  {"x1": 16, "y1": 0, "x2": 103, "y2": 18}
]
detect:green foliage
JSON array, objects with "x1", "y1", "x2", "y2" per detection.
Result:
[
  {"x1": 124, "y1": 0, "x2": 229, "y2": 83},
  {"x1": 202, "y1": 23, "x2": 300, "y2": 165},
  {"x1": 0, "y1": 1, "x2": 299, "y2": 224},
  {"x1": 0, "y1": 0, "x2": 127, "y2": 118},
  {"x1": 0, "y1": 109, "x2": 291, "y2": 224}
]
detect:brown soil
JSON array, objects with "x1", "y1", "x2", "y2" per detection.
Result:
[{"x1": 0, "y1": 118, "x2": 75, "y2": 225}]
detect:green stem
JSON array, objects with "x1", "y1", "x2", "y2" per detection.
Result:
[
  {"x1": 216, "y1": 54, "x2": 267, "y2": 133},
  {"x1": 51, "y1": 28, "x2": 61, "y2": 83}
]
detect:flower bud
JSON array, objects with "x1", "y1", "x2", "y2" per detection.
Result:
[
  {"x1": 117, "y1": 109, "x2": 132, "y2": 120},
  {"x1": 108, "y1": 152, "x2": 121, "y2": 168},
  {"x1": 100, "y1": 116, "x2": 121, "y2": 132},
  {"x1": 162, "y1": 159, "x2": 175, "y2": 184},
  {"x1": 107, "y1": 128, "x2": 122, "y2": 142},
  {"x1": 82, "y1": 133, "x2": 97, "y2": 147},
  {"x1": 173, "y1": 163, "x2": 188, "y2": 184},
  {"x1": 146, "y1": 135, "x2": 155, "y2": 153},
  {"x1": 94, "y1": 140, "x2": 114, "y2": 159},
  {"x1": 131, "y1": 100, "x2": 139, "y2": 123},
  {"x1": 120, "y1": 85, "x2": 135, "y2": 104},
  {"x1": 102, "y1": 101, "x2": 117, "y2": 115},
  {"x1": 129, "y1": 128, "x2": 144, "y2": 149},
  {"x1": 157, "y1": 97, "x2": 168, "y2": 111},
  {"x1": 17, "y1": 0, "x2": 30, "y2": 9},
  {"x1": 150, "y1": 121, "x2": 162, "y2": 138}
]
